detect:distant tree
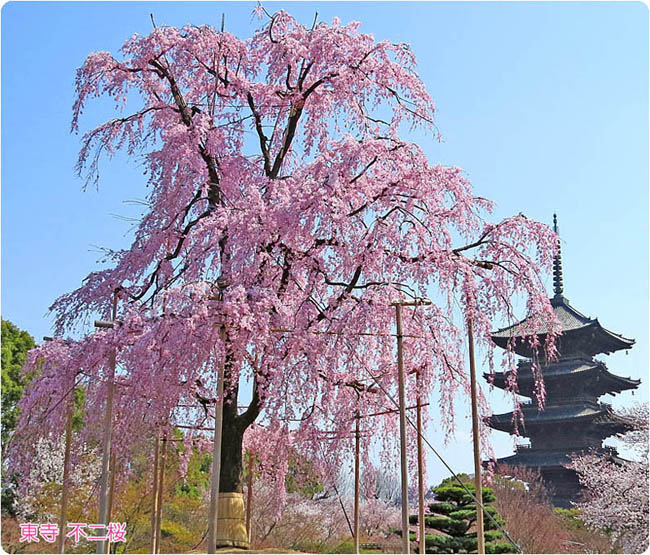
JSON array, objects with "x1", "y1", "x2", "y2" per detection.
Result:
[
  {"x1": 1, "y1": 320, "x2": 36, "y2": 516},
  {"x1": 1, "y1": 434, "x2": 212, "y2": 554},
  {"x1": 359, "y1": 464, "x2": 402, "y2": 506},
  {"x1": 124, "y1": 437, "x2": 212, "y2": 554},
  {"x1": 1, "y1": 321, "x2": 91, "y2": 521},
  {"x1": 359, "y1": 497, "x2": 400, "y2": 540},
  {"x1": 569, "y1": 403, "x2": 649, "y2": 553},
  {"x1": 284, "y1": 449, "x2": 324, "y2": 499},
  {"x1": 408, "y1": 474, "x2": 515, "y2": 554},
  {"x1": 1, "y1": 320, "x2": 35, "y2": 450},
  {"x1": 251, "y1": 483, "x2": 347, "y2": 551},
  {"x1": 553, "y1": 508, "x2": 616, "y2": 554},
  {"x1": 491, "y1": 465, "x2": 614, "y2": 554}
]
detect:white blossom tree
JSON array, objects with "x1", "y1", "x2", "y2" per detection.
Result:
[{"x1": 570, "y1": 403, "x2": 649, "y2": 553}]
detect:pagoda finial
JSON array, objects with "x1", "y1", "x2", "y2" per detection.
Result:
[{"x1": 553, "y1": 213, "x2": 564, "y2": 298}]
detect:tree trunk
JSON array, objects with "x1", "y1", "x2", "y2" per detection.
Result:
[
  {"x1": 211, "y1": 357, "x2": 257, "y2": 549},
  {"x1": 219, "y1": 403, "x2": 245, "y2": 493},
  {"x1": 218, "y1": 352, "x2": 260, "y2": 494}
]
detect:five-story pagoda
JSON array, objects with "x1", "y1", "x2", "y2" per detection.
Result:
[{"x1": 484, "y1": 215, "x2": 640, "y2": 507}]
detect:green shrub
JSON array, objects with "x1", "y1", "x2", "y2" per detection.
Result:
[
  {"x1": 449, "y1": 509, "x2": 477, "y2": 521},
  {"x1": 424, "y1": 534, "x2": 449, "y2": 549},
  {"x1": 409, "y1": 476, "x2": 516, "y2": 553},
  {"x1": 327, "y1": 539, "x2": 355, "y2": 553},
  {"x1": 394, "y1": 529, "x2": 417, "y2": 541},
  {"x1": 486, "y1": 541, "x2": 517, "y2": 553},
  {"x1": 485, "y1": 517, "x2": 507, "y2": 531},
  {"x1": 484, "y1": 530, "x2": 505, "y2": 542},
  {"x1": 424, "y1": 515, "x2": 468, "y2": 536},
  {"x1": 428, "y1": 502, "x2": 455, "y2": 514}
]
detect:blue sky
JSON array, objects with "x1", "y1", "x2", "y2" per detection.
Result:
[{"x1": 2, "y1": 2, "x2": 648, "y2": 485}]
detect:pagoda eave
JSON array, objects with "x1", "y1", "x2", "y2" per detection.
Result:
[
  {"x1": 489, "y1": 451, "x2": 572, "y2": 469},
  {"x1": 484, "y1": 367, "x2": 640, "y2": 398},
  {"x1": 491, "y1": 296, "x2": 634, "y2": 358},
  {"x1": 485, "y1": 402, "x2": 631, "y2": 435},
  {"x1": 491, "y1": 325, "x2": 634, "y2": 358},
  {"x1": 487, "y1": 446, "x2": 625, "y2": 470}
]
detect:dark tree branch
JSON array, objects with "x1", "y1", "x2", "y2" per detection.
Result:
[{"x1": 247, "y1": 92, "x2": 272, "y2": 176}]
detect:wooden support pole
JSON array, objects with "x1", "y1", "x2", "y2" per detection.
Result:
[
  {"x1": 207, "y1": 324, "x2": 227, "y2": 554},
  {"x1": 467, "y1": 319, "x2": 485, "y2": 555},
  {"x1": 155, "y1": 435, "x2": 167, "y2": 554},
  {"x1": 390, "y1": 298, "x2": 431, "y2": 553},
  {"x1": 416, "y1": 375, "x2": 425, "y2": 555},
  {"x1": 106, "y1": 452, "x2": 117, "y2": 554},
  {"x1": 57, "y1": 393, "x2": 74, "y2": 554},
  {"x1": 107, "y1": 452, "x2": 117, "y2": 522},
  {"x1": 246, "y1": 451, "x2": 254, "y2": 546},
  {"x1": 353, "y1": 412, "x2": 361, "y2": 554},
  {"x1": 150, "y1": 435, "x2": 160, "y2": 555},
  {"x1": 394, "y1": 303, "x2": 410, "y2": 555},
  {"x1": 96, "y1": 291, "x2": 119, "y2": 555}
]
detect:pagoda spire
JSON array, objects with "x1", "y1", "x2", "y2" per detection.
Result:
[{"x1": 553, "y1": 213, "x2": 564, "y2": 298}]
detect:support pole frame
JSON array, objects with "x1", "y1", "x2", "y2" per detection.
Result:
[
  {"x1": 106, "y1": 451, "x2": 117, "y2": 554},
  {"x1": 353, "y1": 411, "x2": 361, "y2": 554},
  {"x1": 416, "y1": 373, "x2": 425, "y2": 555},
  {"x1": 57, "y1": 391, "x2": 74, "y2": 554},
  {"x1": 395, "y1": 303, "x2": 410, "y2": 555},
  {"x1": 207, "y1": 323, "x2": 227, "y2": 554},
  {"x1": 155, "y1": 434, "x2": 167, "y2": 554},
  {"x1": 96, "y1": 291, "x2": 119, "y2": 555},
  {"x1": 468, "y1": 319, "x2": 485, "y2": 554},
  {"x1": 246, "y1": 450, "x2": 254, "y2": 546},
  {"x1": 150, "y1": 435, "x2": 160, "y2": 554}
]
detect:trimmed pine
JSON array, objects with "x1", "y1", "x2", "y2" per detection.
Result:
[{"x1": 410, "y1": 474, "x2": 516, "y2": 554}]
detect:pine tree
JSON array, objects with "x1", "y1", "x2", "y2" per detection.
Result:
[{"x1": 410, "y1": 475, "x2": 516, "y2": 554}]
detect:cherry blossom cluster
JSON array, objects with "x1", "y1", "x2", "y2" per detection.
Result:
[{"x1": 569, "y1": 403, "x2": 649, "y2": 553}]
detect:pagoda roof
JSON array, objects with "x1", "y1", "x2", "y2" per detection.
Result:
[
  {"x1": 490, "y1": 447, "x2": 626, "y2": 469},
  {"x1": 484, "y1": 357, "x2": 640, "y2": 396},
  {"x1": 486, "y1": 401, "x2": 633, "y2": 434},
  {"x1": 492, "y1": 450, "x2": 572, "y2": 469},
  {"x1": 491, "y1": 295, "x2": 635, "y2": 357}
]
